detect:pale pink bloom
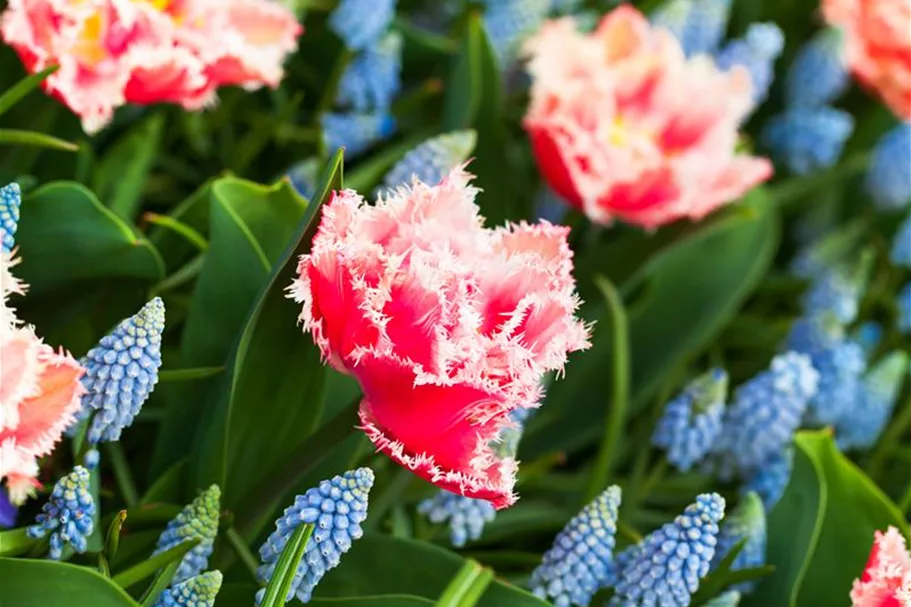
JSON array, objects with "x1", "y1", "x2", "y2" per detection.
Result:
[
  {"x1": 0, "y1": 0, "x2": 301, "y2": 134},
  {"x1": 0, "y1": 252, "x2": 85, "y2": 505},
  {"x1": 851, "y1": 526, "x2": 911, "y2": 607},
  {"x1": 523, "y1": 6, "x2": 772, "y2": 229},
  {"x1": 823, "y1": 0, "x2": 911, "y2": 120},
  {"x1": 289, "y1": 167, "x2": 589, "y2": 508}
]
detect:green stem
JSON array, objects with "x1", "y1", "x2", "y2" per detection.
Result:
[
  {"x1": 314, "y1": 48, "x2": 354, "y2": 122},
  {"x1": 899, "y1": 484, "x2": 911, "y2": 515},
  {"x1": 106, "y1": 443, "x2": 138, "y2": 508},
  {"x1": 583, "y1": 275, "x2": 630, "y2": 504},
  {"x1": 233, "y1": 398, "x2": 360, "y2": 539},
  {"x1": 435, "y1": 560, "x2": 493, "y2": 607},
  {"x1": 224, "y1": 527, "x2": 259, "y2": 581},
  {"x1": 142, "y1": 213, "x2": 208, "y2": 252},
  {"x1": 617, "y1": 520, "x2": 643, "y2": 544},
  {"x1": 868, "y1": 393, "x2": 911, "y2": 480}
]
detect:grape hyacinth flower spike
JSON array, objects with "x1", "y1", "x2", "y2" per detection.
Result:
[
  {"x1": 153, "y1": 485, "x2": 221, "y2": 584},
  {"x1": 0, "y1": 182, "x2": 21, "y2": 253},
  {"x1": 714, "y1": 22, "x2": 785, "y2": 105},
  {"x1": 257, "y1": 468, "x2": 375, "y2": 604},
  {"x1": 27, "y1": 466, "x2": 95, "y2": 560},
  {"x1": 328, "y1": 0, "x2": 396, "y2": 51},
  {"x1": 742, "y1": 448, "x2": 793, "y2": 511},
  {"x1": 652, "y1": 368, "x2": 728, "y2": 472},
  {"x1": 609, "y1": 493, "x2": 726, "y2": 607},
  {"x1": 379, "y1": 130, "x2": 477, "y2": 194},
  {"x1": 336, "y1": 31, "x2": 403, "y2": 112},
  {"x1": 483, "y1": 0, "x2": 551, "y2": 70},
  {"x1": 717, "y1": 352, "x2": 819, "y2": 476},
  {"x1": 785, "y1": 28, "x2": 849, "y2": 108},
  {"x1": 867, "y1": 123, "x2": 911, "y2": 211},
  {"x1": 77, "y1": 297, "x2": 165, "y2": 444},
  {"x1": 891, "y1": 213, "x2": 911, "y2": 269},
  {"x1": 761, "y1": 107, "x2": 855, "y2": 175},
  {"x1": 836, "y1": 351, "x2": 909, "y2": 451},
  {"x1": 711, "y1": 491, "x2": 766, "y2": 593},
  {"x1": 321, "y1": 111, "x2": 397, "y2": 159},
  {"x1": 153, "y1": 571, "x2": 223, "y2": 607},
  {"x1": 899, "y1": 282, "x2": 911, "y2": 334},
  {"x1": 651, "y1": 0, "x2": 733, "y2": 58},
  {"x1": 529, "y1": 485, "x2": 621, "y2": 607}
]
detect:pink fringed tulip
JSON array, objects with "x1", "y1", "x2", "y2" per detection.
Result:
[
  {"x1": 523, "y1": 6, "x2": 772, "y2": 229},
  {"x1": 0, "y1": 252, "x2": 85, "y2": 504},
  {"x1": 0, "y1": 0, "x2": 302, "y2": 134},
  {"x1": 289, "y1": 167, "x2": 589, "y2": 508},
  {"x1": 851, "y1": 527, "x2": 911, "y2": 607},
  {"x1": 822, "y1": 0, "x2": 911, "y2": 120}
]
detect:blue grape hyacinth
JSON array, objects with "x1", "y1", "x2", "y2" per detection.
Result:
[
  {"x1": 380, "y1": 130, "x2": 477, "y2": 193},
  {"x1": 77, "y1": 297, "x2": 164, "y2": 444},
  {"x1": 286, "y1": 157, "x2": 321, "y2": 201},
  {"x1": 337, "y1": 32, "x2": 403, "y2": 112},
  {"x1": 717, "y1": 352, "x2": 819, "y2": 475},
  {"x1": 899, "y1": 282, "x2": 911, "y2": 334},
  {"x1": 714, "y1": 22, "x2": 784, "y2": 105},
  {"x1": 836, "y1": 351, "x2": 909, "y2": 451},
  {"x1": 0, "y1": 182, "x2": 21, "y2": 253},
  {"x1": 153, "y1": 485, "x2": 221, "y2": 584},
  {"x1": 417, "y1": 492, "x2": 496, "y2": 548},
  {"x1": 322, "y1": 112, "x2": 396, "y2": 159},
  {"x1": 652, "y1": 369, "x2": 728, "y2": 472},
  {"x1": 328, "y1": 0, "x2": 396, "y2": 51},
  {"x1": 891, "y1": 214, "x2": 911, "y2": 268},
  {"x1": 651, "y1": 0, "x2": 732, "y2": 57},
  {"x1": 0, "y1": 487, "x2": 16, "y2": 529},
  {"x1": 711, "y1": 492, "x2": 766, "y2": 593},
  {"x1": 530, "y1": 485, "x2": 621, "y2": 607},
  {"x1": 853, "y1": 321, "x2": 884, "y2": 357},
  {"x1": 800, "y1": 258, "x2": 869, "y2": 325},
  {"x1": 609, "y1": 493, "x2": 725, "y2": 607},
  {"x1": 785, "y1": 28, "x2": 848, "y2": 108},
  {"x1": 257, "y1": 468, "x2": 374, "y2": 604},
  {"x1": 866, "y1": 122, "x2": 911, "y2": 211},
  {"x1": 761, "y1": 107, "x2": 854, "y2": 175},
  {"x1": 742, "y1": 448, "x2": 793, "y2": 511},
  {"x1": 153, "y1": 571, "x2": 223, "y2": 607},
  {"x1": 27, "y1": 466, "x2": 95, "y2": 560},
  {"x1": 483, "y1": 0, "x2": 551, "y2": 69}
]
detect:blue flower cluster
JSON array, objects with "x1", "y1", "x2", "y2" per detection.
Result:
[
  {"x1": 711, "y1": 492, "x2": 766, "y2": 593},
  {"x1": 714, "y1": 23, "x2": 784, "y2": 105},
  {"x1": 380, "y1": 130, "x2": 477, "y2": 193},
  {"x1": 483, "y1": 0, "x2": 551, "y2": 69},
  {"x1": 76, "y1": 297, "x2": 165, "y2": 444},
  {"x1": 153, "y1": 571, "x2": 223, "y2": 607},
  {"x1": 742, "y1": 449, "x2": 793, "y2": 511},
  {"x1": 762, "y1": 27, "x2": 854, "y2": 175},
  {"x1": 530, "y1": 486, "x2": 621, "y2": 607},
  {"x1": 153, "y1": 485, "x2": 221, "y2": 584},
  {"x1": 867, "y1": 122, "x2": 911, "y2": 211},
  {"x1": 27, "y1": 466, "x2": 95, "y2": 560},
  {"x1": 324, "y1": 0, "x2": 399, "y2": 159},
  {"x1": 892, "y1": 214, "x2": 911, "y2": 268},
  {"x1": 609, "y1": 493, "x2": 726, "y2": 607},
  {"x1": 652, "y1": 368, "x2": 728, "y2": 472},
  {"x1": 0, "y1": 182, "x2": 21, "y2": 253},
  {"x1": 836, "y1": 351, "x2": 909, "y2": 451},
  {"x1": 900, "y1": 282, "x2": 911, "y2": 334},
  {"x1": 257, "y1": 468, "x2": 374, "y2": 604}
]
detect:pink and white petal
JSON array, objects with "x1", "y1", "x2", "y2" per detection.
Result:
[
  {"x1": 0, "y1": 438, "x2": 40, "y2": 505},
  {"x1": 0, "y1": 327, "x2": 45, "y2": 433}
]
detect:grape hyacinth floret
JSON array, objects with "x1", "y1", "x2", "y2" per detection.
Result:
[
  {"x1": 609, "y1": 493, "x2": 726, "y2": 607},
  {"x1": 866, "y1": 122, "x2": 911, "y2": 211},
  {"x1": 742, "y1": 449, "x2": 793, "y2": 511},
  {"x1": 891, "y1": 214, "x2": 911, "y2": 269},
  {"x1": 652, "y1": 369, "x2": 728, "y2": 472},
  {"x1": 0, "y1": 182, "x2": 20, "y2": 253},
  {"x1": 714, "y1": 22, "x2": 784, "y2": 105},
  {"x1": 417, "y1": 492, "x2": 496, "y2": 548},
  {"x1": 800, "y1": 264, "x2": 867, "y2": 325},
  {"x1": 530, "y1": 485, "x2": 621, "y2": 607},
  {"x1": 27, "y1": 466, "x2": 95, "y2": 560},
  {"x1": 899, "y1": 282, "x2": 911, "y2": 334},
  {"x1": 77, "y1": 297, "x2": 164, "y2": 444},
  {"x1": 651, "y1": 0, "x2": 733, "y2": 57},
  {"x1": 836, "y1": 351, "x2": 909, "y2": 451},
  {"x1": 153, "y1": 485, "x2": 221, "y2": 584},
  {"x1": 322, "y1": 112, "x2": 396, "y2": 159},
  {"x1": 257, "y1": 468, "x2": 375, "y2": 604},
  {"x1": 337, "y1": 32, "x2": 403, "y2": 112},
  {"x1": 328, "y1": 0, "x2": 396, "y2": 51},
  {"x1": 483, "y1": 0, "x2": 551, "y2": 69},
  {"x1": 785, "y1": 28, "x2": 848, "y2": 108},
  {"x1": 717, "y1": 352, "x2": 819, "y2": 475},
  {"x1": 711, "y1": 492, "x2": 766, "y2": 593},
  {"x1": 761, "y1": 107, "x2": 854, "y2": 175},
  {"x1": 380, "y1": 130, "x2": 477, "y2": 193},
  {"x1": 153, "y1": 571, "x2": 223, "y2": 607}
]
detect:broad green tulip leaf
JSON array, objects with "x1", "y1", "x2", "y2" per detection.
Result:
[
  {"x1": 0, "y1": 528, "x2": 36, "y2": 557},
  {"x1": 746, "y1": 430, "x2": 909, "y2": 607},
  {"x1": 0, "y1": 557, "x2": 140, "y2": 606}
]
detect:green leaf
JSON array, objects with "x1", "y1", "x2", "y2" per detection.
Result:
[
  {"x1": 216, "y1": 586, "x2": 435, "y2": 607},
  {"x1": 259, "y1": 523, "x2": 315, "y2": 607},
  {"x1": 112, "y1": 538, "x2": 200, "y2": 590},
  {"x1": 0, "y1": 527, "x2": 37, "y2": 557},
  {"x1": 14, "y1": 182, "x2": 165, "y2": 296},
  {"x1": 104, "y1": 510, "x2": 129, "y2": 564},
  {"x1": 747, "y1": 430, "x2": 909, "y2": 607},
  {"x1": 318, "y1": 535, "x2": 550, "y2": 607},
  {"x1": 138, "y1": 558, "x2": 184, "y2": 607},
  {"x1": 151, "y1": 176, "x2": 308, "y2": 481},
  {"x1": 0, "y1": 557, "x2": 140, "y2": 606},
  {"x1": 442, "y1": 12, "x2": 485, "y2": 130},
  {"x1": 0, "y1": 128, "x2": 78, "y2": 151},
  {"x1": 158, "y1": 367, "x2": 225, "y2": 382},
  {"x1": 525, "y1": 191, "x2": 779, "y2": 456},
  {"x1": 435, "y1": 560, "x2": 494, "y2": 607},
  {"x1": 140, "y1": 459, "x2": 188, "y2": 506},
  {"x1": 0, "y1": 66, "x2": 58, "y2": 118},
  {"x1": 147, "y1": 180, "x2": 215, "y2": 272}
]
